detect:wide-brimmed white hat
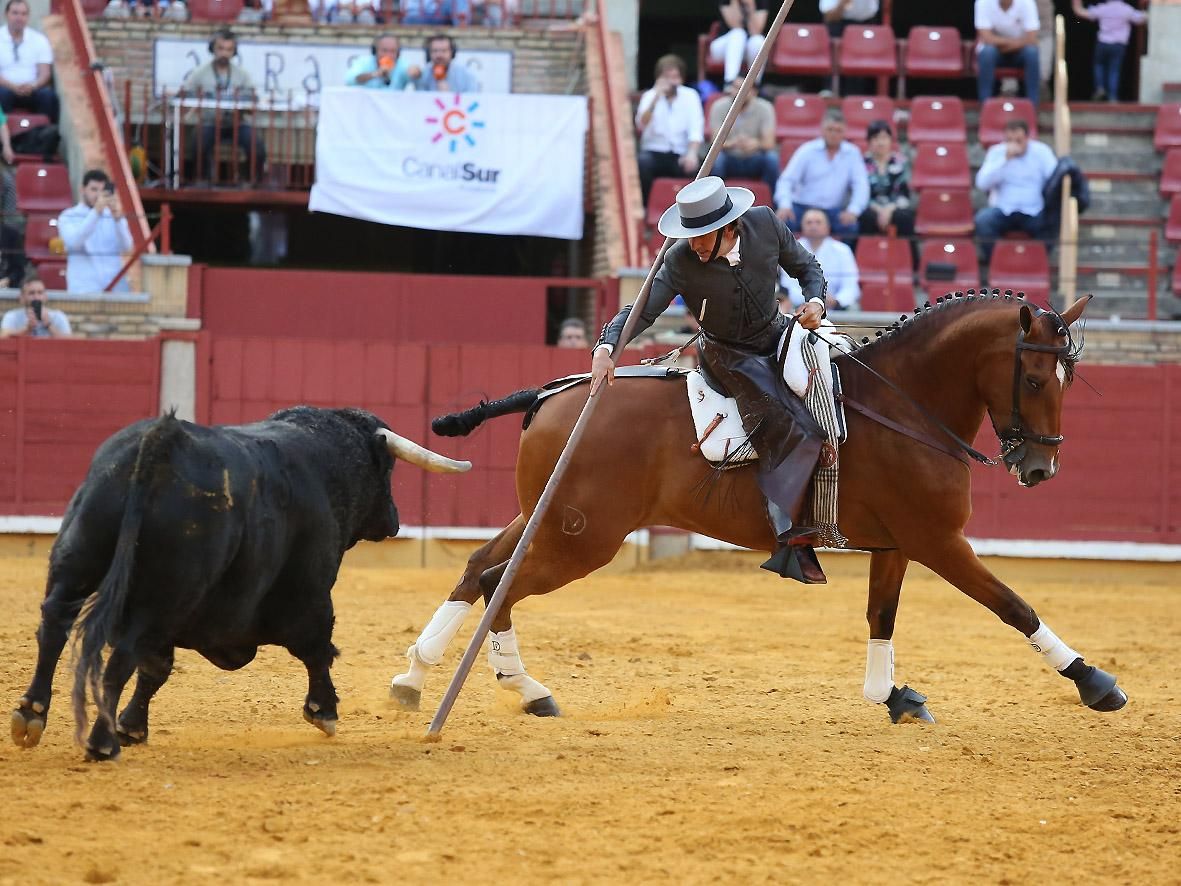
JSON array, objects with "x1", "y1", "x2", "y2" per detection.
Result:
[{"x1": 657, "y1": 176, "x2": 756, "y2": 239}]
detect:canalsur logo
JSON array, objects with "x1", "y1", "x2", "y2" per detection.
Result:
[{"x1": 425, "y1": 95, "x2": 485, "y2": 153}]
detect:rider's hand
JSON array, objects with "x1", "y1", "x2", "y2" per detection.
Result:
[
  {"x1": 589, "y1": 347, "x2": 615, "y2": 397},
  {"x1": 794, "y1": 300, "x2": 823, "y2": 330}
]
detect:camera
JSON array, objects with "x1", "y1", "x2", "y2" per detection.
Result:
[
  {"x1": 104, "y1": 181, "x2": 115, "y2": 195},
  {"x1": 30, "y1": 299, "x2": 42, "y2": 322}
]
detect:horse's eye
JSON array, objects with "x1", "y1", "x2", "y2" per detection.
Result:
[{"x1": 1026, "y1": 376, "x2": 1042, "y2": 393}]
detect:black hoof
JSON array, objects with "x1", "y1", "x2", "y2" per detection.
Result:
[
  {"x1": 1088, "y1": 685, "x2": 1128, "y2": 713},
  {"x1": 11, "y1": 698, "x2": 46, "y2": 749},
  {"x1": 1075, "y1": 666, "x2": 1126, "y2": 711},
  {"x1": 885, "y1": 684, "x2": 935, "y2": 724},
  {"x1": 302, "y1": 704, "x2": 338, "y2": 737},
  {"x1": 389, "y1": 682, "x2": 422, "y2": 712},
  {"x1": 84, "y1": 742, "x2": 121, "y2": 762},
  {"x1": 116, "y1": 723, "x2": 148, "y2": 746},
  {"x1": 524, "y1": 696, "x2": 561, "y2": 717}
]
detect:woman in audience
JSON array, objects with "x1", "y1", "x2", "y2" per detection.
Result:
[
  {"x1": 710, "y1": 0, "x2": 768, "y2": 87},
  {"x1": 859, "y1": 119, "x2": 916, "y2": 264}
]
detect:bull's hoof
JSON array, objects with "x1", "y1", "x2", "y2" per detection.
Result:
[
  {"x1": 388, "y1": 681, "x2": 422, "y2": 712},
  {"x1": 11, "y1": 697, "x2": 47, "y2": 749},
  {"x1": 885, "y1": 685, "x2": 935, "y2": 724},
  {"x1": 84, "y1": 742, "x2": 121, "y2": 762},
  {"x1": 523, "y1": 696, "x2": 561, "y2": 718},
  {"x1": 116, "y1": 723, "x2": 148, "y2": 746},
  {"x1": 302, "y1": 706, "x2": 338, "y2": 737},
  {"x1": 1075, "y1": 667, "x2": 1127, "y2": 712}
]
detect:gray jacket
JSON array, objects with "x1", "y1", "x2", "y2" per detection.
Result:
[
  {"x1": 599, "y1": 206, "x2": 826, "y2": 354},
  {"x1": 182, "y1": 61, "x2": 258, "y2": 124}
]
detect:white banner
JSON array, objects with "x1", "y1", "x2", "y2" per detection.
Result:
[
  {"x1": 152, "y1": 38, "x2": 513, "y2": 100},
  {"x1": 308, "y1": 88, "x2": 587, "y2": 240}
]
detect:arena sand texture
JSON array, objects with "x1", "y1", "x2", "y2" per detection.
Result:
[{"x1": 1, "y1": 548, "x2": 1178, "y2": 885}]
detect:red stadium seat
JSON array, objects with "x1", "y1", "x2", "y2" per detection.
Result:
[
  {"x1": 837, "y1": 25, "x2": 897, "y2": 95},
  {"x1": 186, "y1": 0, "x2": 244, "y2": 20},
  {"x1": 920, "y1": 238, "x2": 980, "y2": 293},
  {"x1": 727, "y1": 178, "x2": 773, "y2": 208},
  {"x1": 841, "y1": 95, "x2": 895, "y2": 146},
  {"x1": 906, "y1": 96, "x2": 967, "y2": 144},
  {"x1": 1166, "y1": 194, "x2": 1181, "y2": 242},
  {"x1": 978, "y1": 97, "x2": 1038, "y2": 147},
  {"x1": 697, "y1": 22, "x2": 725, "y2": 80},
  {"x1": 32, "y1": 259, "x2": 67, "y2": 290},
  {"x1": 646, "y1": 177, "x2": 692, "y2": 228},
  {"x1": 910, "y1": 142, "x2": 971, "y2": 191},
  {"x1": 14, "y1": 163, "x2": 72, "y2": 212},
  {"x1": 1154, "y1": 104, "x2": 1181, "y2": 151},
  {"x1": 774, "y1": 93, "x2": 827, "y2": 141},
  {"x1": 6, "y1": 112, "x2": 50, "y2": 136},
  {"x1": 771, "y1": 25, "x2": 833, "y2": 79},
  {"x1": 23, "y1": 212, "x2": 60, "y2": 260},
  {"x1": 855, "y1": 236, "x2": 915, "y2": 312},
  {"x1": 914, "y1": 189, "x2": 974, "y2": 237},
  {"x1": 1162, "y1": 149, "x2": 1181, "y2": 198},
  {"x1": 903, "y1": 27, "x2": 966, "y2": 79},
  {"x1": 989, "y1": 240, "x2": 1050, "y2": 302}
]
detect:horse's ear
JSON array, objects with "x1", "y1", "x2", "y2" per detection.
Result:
[
  {"x1": 1058, "y1": 294, "x2": 1092, "y2": 327},
  {"x1": 1019, "y1": 304, "x2": 1034, "y2": 334}
]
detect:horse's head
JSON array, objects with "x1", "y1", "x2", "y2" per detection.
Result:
[{"x1": 983, "y1": 295, "x2": 1091, "y2": 488}]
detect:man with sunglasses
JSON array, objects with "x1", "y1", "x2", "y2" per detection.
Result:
[{"x1": 0, "y1": 0, "x2": 57, "y2": 123}]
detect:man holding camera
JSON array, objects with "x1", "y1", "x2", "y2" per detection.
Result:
[
  {"x1": 1, "y1": 275, "x2": 70, "y2": 337},
  {"x1": 635, "y1": 54, "x2": 703, "y2": 206},
  {"x1": 57, "y1": 169, "x2": 133, "y2": 294}
]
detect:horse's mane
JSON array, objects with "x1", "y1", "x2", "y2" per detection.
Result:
[{"x1": 845, "y1": 289, "x2": 1083, "y2": 384}]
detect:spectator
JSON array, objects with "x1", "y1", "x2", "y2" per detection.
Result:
[
  {"x1": 0, "y1": 107, "x2": 19, "y2": 284},
  {"x1": 709, "y1": 1, "x2": 768, "y2": 87},
  {"x1": 780, "y1": 208, "x2": 860, "y2": 310},
  {"x1": 57, "y1": 169, "x2": 134, "y2": 294},
  {"x1": 774, "y1": 109, "x2": 868, "y2": 240},
  {"x1": 556, "y1": 317, "x2": 589, "y2": 348},
  {"x1": 401, "y1": 0, "x2": 468, "y2": 25},
  {"x1": 1, "y1": 275, "x2": 70, "y2": 338},
  {"x1": 1072, "y1": 0, "x2": 1147, "y2": 101},
  {"x1": 974, "y1": 118, "x2": 1057, "y2": 262},
  {"x1": 975, "y1": 0, "x2": 1041, "y2": 107},
  {"x1": 346, "y1": 34, "x2": 420, "y2": 89},
  {"x1": 472, "y1": 0, "x2": 515, "y2": 25},
  {"x1": 859, "y1": 119, "x2": 916, "y2": 260},
  {"x1": 411, "y1": 34, "x2": 478, "y2": 93},
  {"x1": 325, "y1": 0, "x2": 378, "y2": 23},
  {"x1": 0, "y1": 0, "x2": 58, "y2": 123},
  {"x1": 183, "y1": 29, "x2": 266, "y2": 182},
  {"x1": 708, "y1": 78, "x2": 778, "y2": 193},
  {"x1": 820, "y1": 0, "x2": 879, "y2": 35},
  {"x1": 635, "y1": 54, "x2": 703, "y2": 205}
]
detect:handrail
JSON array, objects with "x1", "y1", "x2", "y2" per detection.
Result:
[
  {"x1": 1053, "y1": 13, "x2": 1079, "y2": 306},
  {"x1": 59, "y1": 0, "x2": 153, "y2": 255}
]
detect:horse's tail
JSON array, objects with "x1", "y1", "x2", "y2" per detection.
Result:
[
  {"x1": 72, "y1": 412, "x2": 182, "y2": 746},
  {"x1": 432, "y1": 389, "x2": 540, "y2": 437}
]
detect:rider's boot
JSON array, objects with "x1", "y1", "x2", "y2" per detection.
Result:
[{"x1": 760, "y1": 501, "x2": 827, "y2": 584}]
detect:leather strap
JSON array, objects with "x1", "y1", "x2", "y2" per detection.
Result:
[{"x1": 837, "y1": 393, "x2": 971, "y2": 466}]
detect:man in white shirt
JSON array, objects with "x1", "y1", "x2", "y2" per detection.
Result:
[
  {"x1": 774, "y1": 109, "x2": 869, "y2": 241},
  {"x1": 58, "y1": 169, "x2": 134, "y2": 294},
  {"x1": 0, "y1": 0, "x2": 57, "y2": 122},
  {"x1": 635, "y1": 54, "x2": 703, "y2": 205},
  {"x1": 975, "y1": 0, "x2": 1041, "y2": 106},
  {"x1": 820, "y1": 0, "x2": 878, "y2": 34},
  {"x1": 780, "y1": 208, "x2": 860, "y2": 311},
  {"x1": 0, "y1": 275, "x2": 71, "y2": 338},
  {"x1": 974, "y1": 118, "x2": 1057, "y2": 262}
]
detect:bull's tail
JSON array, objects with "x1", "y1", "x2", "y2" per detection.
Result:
[
  {"x1": 72, "y1": 412, "x2": 184, "y2": 746},
  {"x1": 432, "y1": 388, "x2": 540, "y2": 438}
]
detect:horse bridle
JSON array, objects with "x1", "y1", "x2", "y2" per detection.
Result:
[{"x1": 989, "y1": 308, "x2": 1073, "y2": 470}]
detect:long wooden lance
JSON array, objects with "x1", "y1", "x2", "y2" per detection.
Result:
[{"x1": 427, "y1": 0, "x2": 801, "y2": 738}]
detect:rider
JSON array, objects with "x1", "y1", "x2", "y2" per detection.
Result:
[{"x1": 590, "y1": 176, "x2": 830, "y2": 583}]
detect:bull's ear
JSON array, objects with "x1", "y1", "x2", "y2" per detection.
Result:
[
  {"x1": 1019, "y1": 304, "x2": 1034, "y2": 334},
  {"x1": 1059, "y1": 294, "x2": 1092, "y2": 327}
]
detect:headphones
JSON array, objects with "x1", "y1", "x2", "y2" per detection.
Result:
[
  {"x1": 208, "y1": 28, "x2": 237, "y2": 55},
  {"x1": 424, "y1": 34, "x2": 457, "y2": 58},
  {"x1": 371, "y1": 33, "x2": 396, "y2": 57}
]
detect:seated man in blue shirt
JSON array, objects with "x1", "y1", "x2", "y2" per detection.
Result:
[
  {"x1": 973, "y1": 118, "x2": 1057, "y2": 262},
  {"x1": 411, "y1": 34, "x2": 479, "y2": 93},
  {"x1": 345, "y1": 34, "x2": 420, "y2": 89},
  {"x1": 401, "y1": 0, "x2": 469, "y2": 25},
  {"x1": 773, "y1": 109, "x2": 869, "y2": 241}
]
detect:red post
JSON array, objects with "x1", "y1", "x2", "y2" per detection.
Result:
[
  {"x1": 1147, "y1": 228, "x2": 1158, "y2": 321},
  {"x1": 161, "y1": 203, "x2": 172, "y2": 255}
]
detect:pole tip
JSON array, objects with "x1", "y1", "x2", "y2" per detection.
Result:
[{"x1": 422, "y1": 731, "x2": 443, "y2": 743}]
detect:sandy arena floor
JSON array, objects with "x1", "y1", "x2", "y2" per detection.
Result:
[{"x1": 1, "y1": 548, "x2": 1178, "y2": 885}]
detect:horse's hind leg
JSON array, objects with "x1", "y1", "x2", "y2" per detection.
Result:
[
  {"x1": 389, "y1": 515, "x2": 527, "y2": 710},
  {"x1": 864, "y1": 551, "x2": 934, "y2": 724},
  {"x1": 912, "y1": 534, "x2": 1126, "y2": 712}
]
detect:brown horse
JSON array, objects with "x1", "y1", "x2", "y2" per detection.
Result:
[{"x1": 389, "y1": 292, "x2": 1127, "y2": 724}]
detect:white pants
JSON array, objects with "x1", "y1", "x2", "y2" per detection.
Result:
[{"x1": 710, "y1": 28, "x2": 765, "y2": 84}]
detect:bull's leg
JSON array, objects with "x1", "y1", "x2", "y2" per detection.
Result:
[
  {"x1": 864, "y1": 550, "x2": 934, "y2": 724},
  {"x1": 116, "y1": 646, "x2": 175, "y2": 746},
  {"x1": 291, "y1": 640, "x2": 340, "y2": 738},
  {"x1": 12, "y1": 576, "x2": 92, "y2": 749},
  {"x1": 912, "y1": 533, "x2": 1126, "y2": 712},
  {"x1": 389, "y1": 515, "x2": 526, "y2": 711},
  {"x1": 84, "y1": 648, "x2": 140, "y2": 762}
]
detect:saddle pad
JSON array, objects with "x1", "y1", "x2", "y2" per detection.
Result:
[{"x1": 686, "y1": 370, "x2": 759, "y2": 465}]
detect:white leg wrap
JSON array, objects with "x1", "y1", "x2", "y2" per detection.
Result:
[
  {"x1": 1027, "y1": 622, "x2": 1081, "y2": 672},
  {"x1": 391, "y1": 655, "x2": 430, "y2": 693},
  {"x1": 487, "y1": 628, "x2": 553, "y2": 703},
  {"x1": 411, "y1": 600, "x2": 472, "y2": 666},
  {"x1": 863, "y1": 639, "x2": 895, "y2": 704}
]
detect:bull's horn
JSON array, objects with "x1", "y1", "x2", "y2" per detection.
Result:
[{"x1": 377, "y1": 429, "x2": 472, "y2": 474}]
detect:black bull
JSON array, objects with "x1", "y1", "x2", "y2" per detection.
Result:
[{"x1": 10, "y1": 406, "x2": 469, "y2": 761}]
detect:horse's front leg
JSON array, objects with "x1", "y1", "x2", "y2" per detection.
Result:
[
  {"x1": 911, "y1": 534, "x2": 1127, "y2": 713},
  {"x1": 865, "y1": 550, "x2": 935, "y2": 724}
]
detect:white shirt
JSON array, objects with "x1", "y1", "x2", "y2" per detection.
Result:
[
  {"x1": 0, "y1": 26, "x2": 52, "y2": 86},
  {"x1": 975, "y1": 139, "x2": 1057, "y2": 216},
  {"x1": 780, "y1": 236, "x2": 860, "y2": 309},
  {"x1": 1, "y1": 305, "x2": 70, "y2": 336},
  {"x1": 819, "y1": 0, "x2": 879, "y2": 22},
  {"x1": 635, "y1": 85, "x2": 704, "y2": 156},
  {"x1": 58, "y1": 202, "x2": 134, "y2": 294},
  {"x1": 774, "y1": 138, "x2": 870, "y2": 216},
  {"x1": 975, "y1": 0, "x2": 1040, "y2": 41}
]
